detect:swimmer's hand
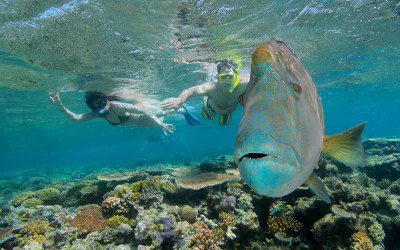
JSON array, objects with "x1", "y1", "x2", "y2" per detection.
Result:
[
  {"x1": 160, "y1": 98, "x2": 182, "y2": 111},
  {"x1": 49, "y1": 91, "x2": 64, "y2": 109},
  {"x1": 161, "y1": 123, "x2": 175, "y2": 135}
]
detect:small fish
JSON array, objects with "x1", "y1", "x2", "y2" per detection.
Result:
[
  {"x1": 331, "y1": 206, "x2": 356, "y2": 219},
  {"x1": 274, "y1": 232, "x2": 292, "y2": 243},
  {"x1": 270, "y1": 204, "x2": 285, "y2": 215},
  {"x1": 235, "y1": 38, "x2": 366, "y2": 203}
]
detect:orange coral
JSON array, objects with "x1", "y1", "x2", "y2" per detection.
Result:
[
  {"x1": 351, "y1": 232, "x2": 374, "y2": 250},
  {"x1": 20, "y1": 217, "x2": 49, "y2": 245},
  {"x1": 64, "y1": 205, "x2": 108, "y2": 234},
  {"x1": 21, "y1": 217, "x2": 49, "y2": 236},
  {"x1": 191, "y1": 222, "x2": 221, "y2": 250}
]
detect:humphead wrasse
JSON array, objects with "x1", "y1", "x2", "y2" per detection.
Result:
[{"x1": 235, "y1": 38, "x2": 366, "y2": 203}]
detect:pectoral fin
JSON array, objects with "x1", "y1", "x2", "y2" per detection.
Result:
[
  {"x1": 322, "y1": 122, "x2": 367, "y2": 167},
  {"x1": 305, "y1": 173, "x2": 331, "y2": 203}
]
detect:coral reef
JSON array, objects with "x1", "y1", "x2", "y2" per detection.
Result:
[
  {"x1": 20, "y1": 217, "x2": 49, "y2": 246},
  {"x1": 191, "y1": 222, "x2": 221, "y2": 250},
  {"x1": 108, "y1": 215, "x2": 130, "y2": 228},
  {"x1": 267, "y1": 215, "x2": 302, "y2": 235},
  {"x1": 0, "y1": 138, "x2": 399, "y2": 249},
  {"x1": 174, "y1": 167, "x2": 240, "y2": 190},
  {"x1": 97, "y1": 172, "x2": 133, "y2": 182},
  {"x1": 0, "y1": 227, "x2": 13, "y2": 246},
  {"x1": 181, "y1": 205, "x2": 197, "y2": 223},
  {"x1": 351, "y1": 231, "x2": 374, "y2": 250},
  {"x1": 21, "y1": 197, "x2": 43, "y2": 208},
  {"x1": 218, "y1": 211, "x2": 234, "y2": 228},
  {"x1": 10, "y1": 191, "x2": 35, "y2": 207},
  {"x1": 101, "y1": 197, "x2": 130, "y2": 215},
  {"x1": 64, "y1": 205, "x2": 108, "y2": 235},
  {"x1": 216, "y1": 195, "x2": 236, "y2": 214},
  {"x1": 35, "y1": 188, "x2": 61, "y2": 204}
]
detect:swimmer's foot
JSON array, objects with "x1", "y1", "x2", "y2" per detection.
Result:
[{"x1": 178, "y1": 104, "x2": 201, "y2": 126}]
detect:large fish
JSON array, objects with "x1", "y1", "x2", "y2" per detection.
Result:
[{"x1": 235, "y1": 38, "x2": 366, "y2": 203}]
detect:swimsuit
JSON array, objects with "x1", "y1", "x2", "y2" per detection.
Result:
[
  {"x1": 105, "y1": 107, "x2": 130, "y2": 126},
  {"x1": 202, "y1": 97, "x2": 232, "y2": 126},
  {"x1": 202, "y1": 97, "x2": 216, "y2": 120}
]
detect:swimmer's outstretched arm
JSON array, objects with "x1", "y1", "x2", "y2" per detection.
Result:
[
  {"x1": 49, "y1": 92, "x2": 96, "y2": 122},
  {"x1": 112, "y1": 102, "x2": 175, "y2": 135},
  {"x1": 160, "y1": 83, "x2": 214, "y2": 111}
]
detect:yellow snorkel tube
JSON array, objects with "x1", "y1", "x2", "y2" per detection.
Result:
[{"x1": 229, "y1": 72, "x2": 240, "y2": 93}]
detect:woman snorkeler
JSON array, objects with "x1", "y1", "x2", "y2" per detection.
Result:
[{"x1": 49, "y1": 91, "x2": 175, "y2": 135}]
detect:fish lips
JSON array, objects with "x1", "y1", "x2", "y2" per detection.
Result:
[{"x1": 235, "y1": 145, "x2": 300, "y2": 197}]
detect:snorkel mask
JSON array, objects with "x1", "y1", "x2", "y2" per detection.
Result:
[
  {"x1": 84, "y1": 91, "x2": 108, "y2": 114},
  {"x1": 217, "y1": 70, "x2": 240, "y2": 93}
]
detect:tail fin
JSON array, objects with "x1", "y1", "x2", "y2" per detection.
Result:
[{"x1": 322, "y1": 122, "x2": 367, "y2": 167}]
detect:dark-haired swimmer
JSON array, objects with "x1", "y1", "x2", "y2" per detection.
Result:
[
  {"x1": 161, "y1": 60, "x2": 248, "y2": 126},
  {"x1": 49, "y1": 91, "x2": 175, "y2": 135}
]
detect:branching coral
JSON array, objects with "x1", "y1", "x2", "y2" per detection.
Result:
[
  {"x1": 191, "y1": 222, "x2": 221, "y2": 250},
  {"x1": 64, "y1": 205, "x2": 108, "y2": 234},
  {"x1": 267, "y1": 215, "x2": 302, "y2": 235},
  {"x1": 350, "y1": 231, "x2": 374, "y2": 250}
]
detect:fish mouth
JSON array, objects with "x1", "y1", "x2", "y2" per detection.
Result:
[
  {"x1": 238, "y1": 153, "x2": 282, "y2": 164},
  {"x1": 234, "y1": 140, "x2": 300, "y2": 197}
]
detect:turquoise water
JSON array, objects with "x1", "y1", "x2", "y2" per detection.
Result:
[{"x1": 0, "y1": 0, "x2": 399, "y2": 172}]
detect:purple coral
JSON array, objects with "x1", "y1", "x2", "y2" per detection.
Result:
[
  {"x1": 156, "y1": 230, "x2": 177, "y2": 248},
  {"x1": 216, "y1": 196, "x2": 236, "y2": 214},
  {"x1": 156, "y1": 217, "x2": 173, "y2": 231}
]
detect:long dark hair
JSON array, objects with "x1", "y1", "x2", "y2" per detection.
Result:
[{"x1": 84, "y1": 91, "x2": 121, "y2": 111}]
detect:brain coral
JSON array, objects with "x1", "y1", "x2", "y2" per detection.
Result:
[{"x1": 181, "y1": 205, "x2": 196, "y2": 224}]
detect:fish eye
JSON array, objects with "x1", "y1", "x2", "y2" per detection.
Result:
[
  {"x1": 293, "y1": 84, "x2": 302, "y2": 94},
  {"x1": 238, "y1": 95, "x2": 242, "y2": 103}
]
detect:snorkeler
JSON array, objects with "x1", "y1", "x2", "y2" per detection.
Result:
[
  {"x1": 161, "y1": 60, "x2": 248, "y2": 125},
  {"x1": 49, "y1": 91, "x2": 175, "y2": 135}
]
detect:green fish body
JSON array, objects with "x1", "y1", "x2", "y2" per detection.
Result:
[{"x1": 235, "y1": 38, "x2": 366, "y2": 203}]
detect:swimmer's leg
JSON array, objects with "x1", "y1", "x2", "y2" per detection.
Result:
[{"x1": 219, "y1": 113, "x2": 231, "y2": 126}]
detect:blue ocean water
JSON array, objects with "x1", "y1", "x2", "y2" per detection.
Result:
[{"x1": 0, "y1": 0, "x2": 399, "y2": 173}]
